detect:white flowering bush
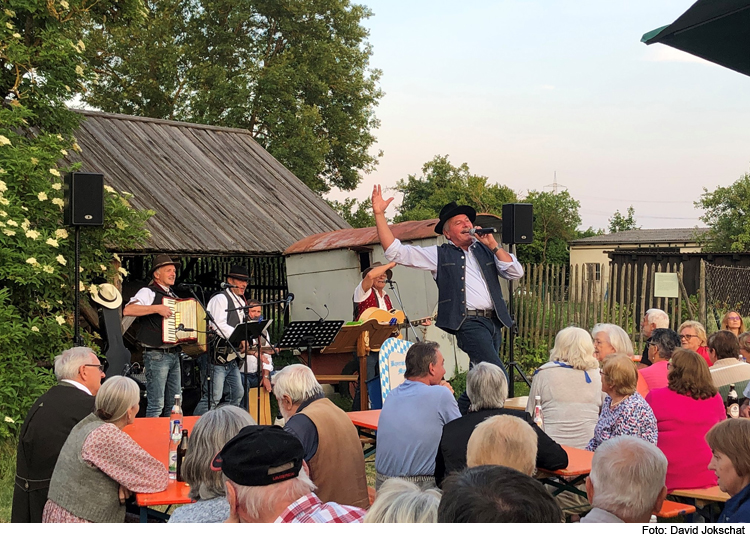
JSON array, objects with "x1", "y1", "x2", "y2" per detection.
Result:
[{"x1": 0, "y1": 0, "x2": 150, "y2": 437}]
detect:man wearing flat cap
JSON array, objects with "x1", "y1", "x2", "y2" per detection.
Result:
[
  {"x1": 372, "y1": 186, "x2": 524, "y2": 413},
  {"x1": 215, "y1": 425, "x2": 366, "y2": 523},
  {"x1": 352, "y1": 260, "x2": 397, "y2": 409},
  {"x1": 123, "y1": 253, "x2": 182, "y2": 417},
  {"x1": 196, "y1": 265, "x2": 255, "y2": 411}
]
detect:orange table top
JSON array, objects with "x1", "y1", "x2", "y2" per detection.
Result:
[
  {"x1": 670, "y1": 485, "x2": 731, "y2": 502},
  {"x1": 347, "y1": 410, "x2": 380, "y2": 431},
  {"x1": 123, "y1": 416, "x2": 199, "y2": 507},
  {"x1": 540, "y1": 446, "x2": 593, "y2": 477}
]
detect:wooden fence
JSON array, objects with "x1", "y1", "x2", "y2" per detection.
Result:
[{"x1": 500, "y1": 261, "x2": 699, "y2": 361}]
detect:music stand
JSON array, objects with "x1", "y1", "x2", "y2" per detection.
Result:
[
  {"x1": 277, "y1": 320, "x2": 345, "y2": 367},
  {"x1": 321, "y1": 320, "x2": 396, "y2": 411},
  {"x1": 229, "y1": 319, "x2": 273, "y2": 422}
]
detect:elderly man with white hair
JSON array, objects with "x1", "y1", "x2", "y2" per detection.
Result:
[
  {"x1": 639, "y1": 309, "x2": 669, "y2": 366},
  {"x1": 592, "y1": 323, "x2": 634, "y2": 362},
  {"x1": 273, "y1": 364, "x2": 368, "y2": 509},
  {"x1": 12, "y1": 347, "x2": 103, "y2": 523},
  {"x1": 581, "y1": 435, "x2": 668, "y2": 523}
]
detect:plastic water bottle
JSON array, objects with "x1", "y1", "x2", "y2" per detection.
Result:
[{"x1": 168, "y1": 424, "x2": 181, "y2": 480}]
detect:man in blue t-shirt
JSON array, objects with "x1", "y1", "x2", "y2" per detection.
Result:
[{"x1": 375, "y1": 341, "x2": 461, "y2": 489}]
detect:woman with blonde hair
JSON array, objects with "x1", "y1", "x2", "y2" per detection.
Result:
[
  {"x1": 43, "y1": 376, "x2": 168, "y2": 522},
  {"x1": 721, "y1": 311, "x2": 746, "y2": 337},
  {"x1": 526, "y1": 327, "x2": 602, "y2": 448},
  {"x1": 586, "y1": 354, "x2": 657, "y2": 451},
  {"x1": 466, "y1": 415, "x2": 537, "y2": 476},
  {"x1": 364, "y1": 478, "x2": 441, "y2": 523},
  {"x1": 646, "y1": 349, "x2": 724, "y2": 491},
  {"x1": 678, "y1": 320, "x2": 712, "y2": 366}
]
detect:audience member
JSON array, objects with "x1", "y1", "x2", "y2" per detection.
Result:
[
  {"x1": 435, "y1": 362, "x2": 566, "y2": 486},
  {"x1": 11, "y1": 347, "x2": 102, "y2": 523},
  {"x1": 591, "y1": 323, "x2": 634, "y2": 362},
  {"x1": 43, "y1": 376, "x2": 168, "y2": 522},
  {"x1": 274, "y1": 364, "x2": 368, "y2": 508},
  {"x1": 364, "y1": 478, "x2": 441, "y2": 523},
  {"x1": 581, "y1": 436, "x2": 667, "y2": 523},
  {"x1": 678, "y1": 320, "x2": 712, "y2": 366},
  {"x1": 721, "y1": 311, "x2": 745, "y2": 337},
  {"x1": 639, "y1": 309, "x2": 669, "y2": 367},
  {"x1": 467, "y1": 415, "x2": 537, "y2": 475},
  {"x1": 217, "y1": 425, "x2": 365, "y2": 523},
  {"x1": 376, "y1": 341, "x2": 460, "y2": 490},
  {"x1": 168, "y1": 406, "x2": 255, "y2": 523},
  {"x1": 707, "y1": 330, "x2": 750, "y2": 398},
  {"x1": 587, "y1": 354, "x2": 657, "y2": 451},
  {"x1": 639, "y1": 328, "x2": 681, "y2": 392},
  {"x1": 739, "y1": 332, "x2": 750, "y2": 417},
  {"x1": 706, "y1": 419, "x2": 750, "y2": 522},
  {"x1": 437, "y1": 465, "x2": 563, "y2": 523},
  {"x1": 646, "y1": 349, "x2": 724, "y2": 491},
  {"x1": 525, "y1": 327, "x2": 602, "y2": 448}
]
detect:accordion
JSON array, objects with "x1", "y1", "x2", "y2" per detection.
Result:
[{"x1": 162, "y1": 297, "x2": 207, "y2": 356}]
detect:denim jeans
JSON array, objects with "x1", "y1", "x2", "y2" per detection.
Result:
[
  {"x1": 143, "y1": 349, "x2": 182, "y2": 417},
  {"x1": 193, "y1": 357, "x2": 243, "y2": 415},
  {"x1": 455, "y1": 315, "x2": 508, "y2": 414}
]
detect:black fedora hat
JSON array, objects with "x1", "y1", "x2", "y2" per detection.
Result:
[
  {"x1": 434, "y1": 201, "x2": 477, "y2": 234},
  {"x1": 227, "y1": 264, "x2": 250, "y2": 282}
]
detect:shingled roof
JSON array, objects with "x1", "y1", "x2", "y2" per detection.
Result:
[
  {"x1": 570, "y1": 227, "x2": 710, "y2": 246},
  {"x1": 70, "y1": 110, "x2": 349, "y2": 255}
]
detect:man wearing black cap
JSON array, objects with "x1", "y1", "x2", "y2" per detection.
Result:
[
  {"x1": 372, "y1": 185, "x2": 524, "y2": 413},
  {"x1": 214, "y1": 425, "x2": 366, "y2": 523},
  {"x1": 123, "y1": 253, "x2": 182, "y2": 417},
  {"x1": 194, "y1": 265, "x2": 254, "y2": 412}
]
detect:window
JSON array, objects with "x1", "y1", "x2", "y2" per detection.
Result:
[{"x1": 585, "y1": 263, "x2": 601, "y2": 281}]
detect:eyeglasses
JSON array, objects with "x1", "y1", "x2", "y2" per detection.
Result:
[
  {"x1": 727, "y1": 316, "x2": 741, "y2": 321},
  {"x1": 83, "y1": 364, "x2": 105, "y2": 373},
  {"x1": 680, "y1": 334, "x2": 698, "y2": 341}
]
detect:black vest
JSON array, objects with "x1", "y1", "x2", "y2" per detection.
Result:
[
  {"x1": 435, "y1": 242, "x2": 512, "y2": 332},
  {"x1": 224, "y1": 289, "x2": 244, "y2": 328},
  {"x1": 135, "y1": 284, "x2": 174, "y2": 348}
]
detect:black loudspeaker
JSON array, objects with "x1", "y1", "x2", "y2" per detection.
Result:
[
  {"x1": 502, "y1": 203, "x2": 533, "y2": 244},
  {"x1": 64, "y1": 172, "x2": 104, "y2": 226}
]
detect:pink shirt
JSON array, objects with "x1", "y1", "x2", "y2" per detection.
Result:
[
  {"x1": 639, "y1": 361, "x2": 669, "y2": 392},
  {"x1": 645, "y1": 388, "x2": 725, "y2": 492}
]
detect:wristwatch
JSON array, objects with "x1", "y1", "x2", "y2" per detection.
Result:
[{"x1": 491, "y1": 245, "x2": 500, "y2": 255}]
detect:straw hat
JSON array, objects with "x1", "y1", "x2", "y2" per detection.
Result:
[{"x1": 91, "y1": 283, "x2": 123, "y2": 310}]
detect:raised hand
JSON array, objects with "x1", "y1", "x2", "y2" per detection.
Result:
[{"x1": 372, "y1": 184, "x2": 394, "y2": 215}]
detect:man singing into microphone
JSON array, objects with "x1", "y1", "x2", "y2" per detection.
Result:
[
  {"x1": 123, "y1": 254, "x2": 182, "y2": 417},
  {"x1": 352, "y1": 261, "x2": 397, "y2": 409},
  {"x1": 372, "y1": 187, "x2": 524, "y2": 413}
]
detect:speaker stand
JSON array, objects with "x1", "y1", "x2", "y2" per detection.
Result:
[
  {"x1": 506, "y1": 244, "x2": 531, "y2": 398},
  {"x1": 73, "y1": 225, "x2": 83, "y2": 346}
]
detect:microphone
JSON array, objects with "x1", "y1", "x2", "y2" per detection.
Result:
[
  {"x1": 469, "y1": 227, "x2": 497, "y2": 236},
  {"x1": 220, "y1": 282, "x2": 239, "y2": 290},
  {"x1": 385, "y1": 279, "x2": 395, "y2": 284},
  {"x1": 285, "y1": 293, "x2": 295, "y2": 305},
  {"x1": 306, "y1": 304, "x2": 329, "y2": 320},
  {"x1": 176, "y1": 324, "x2": 195, "y2": 332},
  {"x1": 177, "y1": 283, "x2": 200, "y2": 289}
]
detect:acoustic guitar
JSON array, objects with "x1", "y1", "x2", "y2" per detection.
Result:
[{"x1": 359, "y1": 307, "x2": 434, "y2": 333}]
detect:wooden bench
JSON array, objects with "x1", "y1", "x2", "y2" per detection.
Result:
[
  {"x1": 655, "y1": 500, "x2": 696, "y2": 519},
  {"x1": 315, "y1": 374, "x2": 359, "y2": 384},
  {"x1": 669, "y1": 486, "x2": 730, "y2": 522}
]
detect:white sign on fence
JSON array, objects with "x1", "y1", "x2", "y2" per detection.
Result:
[{"x1": 654, "y1": 273, "x2": 679, "y2": 298}]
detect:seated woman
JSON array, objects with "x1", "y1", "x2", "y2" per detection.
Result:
[
  {"x1": 678, "y1": 320, "x2": 712, "y2": 366},
  {"x1": 526, "y1": 327, "x2": 602, "y2": 448},
  {"x1": 467, "y1": 415, "x2": 537, "y2": 476},
  {"x1": 706, "y1": 419, "x2": 750, "y2": 522},
  {"x1": 721, "y1": 311, "x2": 745, "y2": 337},
  {"x1": 591, "y1": 323, "x2": 634, "y2": 362},
  {"x1": 586, "y1": 354, "x2": 657, "y2": 451},
  {"x1": 168, "y1": 405, "x2": 255, "y2": 523},
  {"x1": 43, "y1": 376, "x2": 168, "y2": 523},
  {"x1": 364, "y1": 478, "x2": 441, "y2": 523},
  {"x1": 639, "y1": 329, "x2": 681, "y2": 392},
  {"x1": 645, "y1": 349, "x2": 725, "y2": 492},
  {"x1": 435, "y1": 362, "x2": 567, "y2": 487}
]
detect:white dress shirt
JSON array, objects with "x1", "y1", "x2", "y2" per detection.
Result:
[
  {"x1": 383, "y1": 238, "x2": 524, "y2": 310},
  {"x1": 61, "y1": 379, "x2": 92, "y2": 395}
]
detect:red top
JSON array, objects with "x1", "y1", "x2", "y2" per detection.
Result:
[
  {"x1": 697, "y1": 346, "x2": 714, "y2": 367},
  {"x1": 639, "y1": 360, "x2": 669, "y2": 392}
]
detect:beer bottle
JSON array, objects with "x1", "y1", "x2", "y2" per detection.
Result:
[
  {"x1": 533, "y1": 395, "x2": 544, "y2": 431},
  {"x1": 176, "y1": 429, "x2": 189, "y2": 482},
  {"x1": 727, "y1": 384, "x2": 740, "y2": 419}
]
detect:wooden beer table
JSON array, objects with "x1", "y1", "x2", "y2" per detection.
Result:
[
  {"x1": 537, "y1": 446, "x2": 594, "y2": 498},
  {"x1": 123, "y1": 416, "x2": 198, "y2": 522},
  {"x1": 348, "y1": 410, "x2": 381, "y2": 458},
  {"x1": 504, "y1": 396, "x2": 528, "y2": 411}
]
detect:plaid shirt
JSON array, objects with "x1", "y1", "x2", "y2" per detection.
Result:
[{"x1": 275, "y1": 493, "x2": 366, "y2": 523}]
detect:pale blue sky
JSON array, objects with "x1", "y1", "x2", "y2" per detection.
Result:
[{"x1": 328, "y1": 0, "x2": 750, "y2": 231}]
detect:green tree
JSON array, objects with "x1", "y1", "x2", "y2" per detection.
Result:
[
  {"x1": 576, "y1": 226, "x2": 605, "y2": 239},
  {"x1": 517, "y1": 190, "x2": 581, "y2": 265},
  {"x1": 608, "y1": 205, "x2": 639, "y2": 233},
  {"x1": 0, "y1": 0, "x2": 152, "y2": 436},
  {"x1": 394, "y1": 155, "x2": 517, "y2": 223},
  {"x1": 327, "y1": 197, "x2": 373, "y2": 228},
  {"x1": 83, "y1": 0, "x2": 383, "y2": 195},
  {"x1": 697, "y1": 173, "x2": 750, "y2": 252}
]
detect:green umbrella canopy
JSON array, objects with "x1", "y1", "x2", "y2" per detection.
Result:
[{"x1": 642, "y1": 0, "x2": 750, "y2": 77}]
